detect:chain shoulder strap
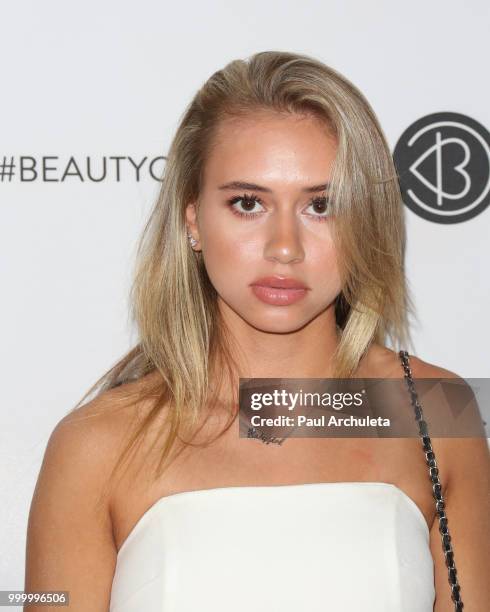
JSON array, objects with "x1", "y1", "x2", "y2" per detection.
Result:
[{"x1": 398, "y1": 350, "x2": 464, "y2": 611}]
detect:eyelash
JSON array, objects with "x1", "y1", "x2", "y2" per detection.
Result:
[{"x1": 226, "y1": 192, "x2": 331, "y2": 222}]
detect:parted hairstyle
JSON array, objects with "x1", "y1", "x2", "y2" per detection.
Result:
[{"x1": 70, "y1": 50, "x2": 415, "y2": 490}]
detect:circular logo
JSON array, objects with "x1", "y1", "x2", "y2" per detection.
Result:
[{"x1": 393, "y1": 112, "x2": 490, "y2": 224}]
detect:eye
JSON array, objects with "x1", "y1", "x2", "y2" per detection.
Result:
[
  {"x1": 304, "y1": 195, "x2": 331, "y2": 222},
  {"x1": 226, "y1": 193, "x2": 265, "y2": 219},
  {"x1": 226, "y1": 193, "x2": 332, "y2": 221}
]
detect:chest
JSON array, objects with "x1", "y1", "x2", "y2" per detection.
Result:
[{"x1": 110, "y1": 430, "x2": 445, "y2": 553}]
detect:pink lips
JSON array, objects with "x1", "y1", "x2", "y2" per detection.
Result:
[{"x1": 250, "y1": 276, "x2": 309, "y2": 306}]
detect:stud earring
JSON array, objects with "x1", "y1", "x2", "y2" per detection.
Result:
[{"x1": 187, "y1": 233, "x2": 198, "y2": 248}]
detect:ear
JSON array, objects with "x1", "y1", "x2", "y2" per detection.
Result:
[{"x1": 185, "y1": 201, "x2": 201, "y2": 250}]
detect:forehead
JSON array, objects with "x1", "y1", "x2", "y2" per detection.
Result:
[
  {"x1": 202, "y1": 111, "x2": 337, "y2": 190},
  {"x1": 214, "y1": 108, "x2": 333, "y2": 137}
]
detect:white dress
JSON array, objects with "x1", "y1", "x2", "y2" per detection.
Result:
[{"x1": 109, "y1": 481, "x2": 435, "y2": 611}]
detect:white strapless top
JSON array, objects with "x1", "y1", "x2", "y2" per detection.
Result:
[{"x1": 109, "y1": 482, "x2": 435, "y2": 611}]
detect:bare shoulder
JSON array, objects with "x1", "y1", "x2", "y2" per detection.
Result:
[
  {"x1": 24, "y1": 377, "x2": 161, "y2": 611},
  {"x1": 368, "y1": 343, "x2": 488, "y2": 476},
  {"x1": 402, "y1": 351, "x2": 490, "y2": 487},
  {"x1": 366, "y1": 342, "x2": 467, "y2": 380},
  {"x1": 41, "y1": 379, "x2": 154, "y2": 488},
  {"x1": 400, "y1": 350, "x2": 461, "y2": 379}
]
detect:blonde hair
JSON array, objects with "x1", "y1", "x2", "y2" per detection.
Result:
[{"x1": 71, "y1": 50, "x2": 415, "y2": 487}]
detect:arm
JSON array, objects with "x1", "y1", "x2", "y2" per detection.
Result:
[
  {"x1": 413, "y1": 358, "x2": 490, "y2": 610},
  {"x1": 431, "y1": 435, "x2": 490, "y2": 611},
  {"x1": 407, "y1": 355, "x2": 490, "y2": 610},
  {"x1": 24, "y1": 404, "x2": 118, "y2": 611}
]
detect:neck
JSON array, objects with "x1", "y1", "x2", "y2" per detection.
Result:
[{"x1": 209, "y1": 301, "x2": 347, "y2": 409}]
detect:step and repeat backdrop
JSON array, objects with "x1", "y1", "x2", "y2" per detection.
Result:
[{"x1": 1, "y1": 0, "x2": 489, "y2": 588}]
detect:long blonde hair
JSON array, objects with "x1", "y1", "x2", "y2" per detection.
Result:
[{"x1": 71, "y1": 50, "x2": 415, "y2": 486}]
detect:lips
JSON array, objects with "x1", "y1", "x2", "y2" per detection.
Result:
[
  {"x1": 250, "y1": 276, "x2": 309, "y2": 306},
  {"x1": 250, "y1": 276, "x2": 308, "y2": 290}
]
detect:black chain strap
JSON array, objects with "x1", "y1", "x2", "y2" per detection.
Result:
[{"x1": 399, "y1": 350, "x2": 463, "y2": 611}]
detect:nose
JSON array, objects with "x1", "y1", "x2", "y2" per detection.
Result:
[{"x1": 263, "y1": 209, "x2": 305, "y2": 265}]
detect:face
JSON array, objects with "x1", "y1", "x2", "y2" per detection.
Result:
[{"x1": 185, "y1": 111, "x2": 343, "y2": 334}]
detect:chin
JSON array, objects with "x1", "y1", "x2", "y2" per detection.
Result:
[{"x1": 242, "y1": 310, "x2": 313, "y2": 334}]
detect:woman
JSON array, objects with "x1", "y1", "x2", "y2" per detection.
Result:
[{"x1": 24, "y1": 51, "x2": 489, "y2": 611}]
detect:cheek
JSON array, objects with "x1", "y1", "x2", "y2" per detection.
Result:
[
  {"x1": 203, "y1": 225, "x2": 261, "y2": 270},
  {"x1": 309, "y1": 241, "x2": 343, "y2": 292},
  {"x1": 201, "y1": 230, "x2": 261, "y2": 294}
]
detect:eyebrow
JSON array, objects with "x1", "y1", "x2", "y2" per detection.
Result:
[{"x1": 217, "y1": 180, "x2": 331, "y2": 193}]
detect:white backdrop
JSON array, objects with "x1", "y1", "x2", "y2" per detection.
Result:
[{"x1": 1, "y1": 0, "x2": 489, "y2": 588}]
